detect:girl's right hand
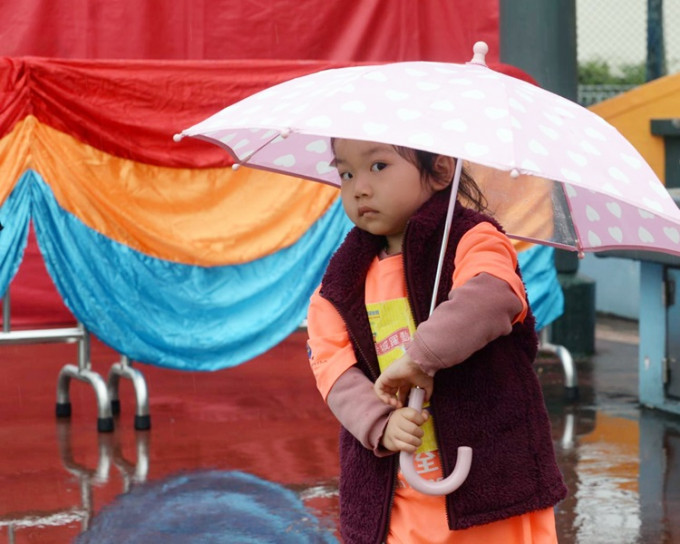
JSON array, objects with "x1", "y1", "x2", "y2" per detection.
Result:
[
  {"x1": 374, "y1": 353, "x2": 434, "y2": 407},
  {"x1": 380, "y1": 407, "x2": 429, "y2": 453}
]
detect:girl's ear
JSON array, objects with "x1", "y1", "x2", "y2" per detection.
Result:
[{"x1": 432, "y1": 155, "x2": 456, "y2": 190}]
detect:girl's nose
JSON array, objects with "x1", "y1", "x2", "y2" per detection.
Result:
[{"x1": 353, "y1": 174, "x2": 371, "y2": 197}]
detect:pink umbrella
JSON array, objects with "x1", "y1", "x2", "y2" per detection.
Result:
[{"x1": 175, "y1": 42, "x2": 680, "y2": 495}]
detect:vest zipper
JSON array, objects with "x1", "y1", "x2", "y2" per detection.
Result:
[
  {"x1": 403, "y1": 220, "x2": 457, "y2": 530},
  {"x1": 379, "y1": 458, "x2": 399, "y2": 544}
]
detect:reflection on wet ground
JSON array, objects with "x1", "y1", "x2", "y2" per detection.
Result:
[
  {"x1": 541, "y1": 317, "x2": 680, "y2": 544},
  {"x1": 0, "y1": 316, "x2": 678, "y2": 543}
]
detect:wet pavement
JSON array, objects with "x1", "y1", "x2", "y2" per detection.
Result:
[{"x1": 0, "y1": 315, "x2": 678, "y2": 543}]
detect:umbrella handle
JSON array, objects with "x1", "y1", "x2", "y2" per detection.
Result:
[{"x1": 398, "y1": 387, "x2": 472, "y2": 496}]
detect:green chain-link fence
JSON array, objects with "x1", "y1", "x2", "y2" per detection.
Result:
[{"x1": 576, "y1": 0, "x2": 680, "y2": 106}]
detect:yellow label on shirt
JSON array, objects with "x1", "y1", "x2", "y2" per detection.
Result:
[{"x1": 366, "y1": 298, "x2": 437, "y2": 454}]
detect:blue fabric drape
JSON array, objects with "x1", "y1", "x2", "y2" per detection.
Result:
[
  {"x1": 30, "y1": 171, "x2": 353, "y2": 370},
  {"x1": 17, "y1": 170, "x2": 561, "y2": 371},
  {"x1": 0, "y1": 173, "x2": 32, "y2": 297},
  {"x1": 518, "y1": 244, "x2": 564, "y2": 331}
]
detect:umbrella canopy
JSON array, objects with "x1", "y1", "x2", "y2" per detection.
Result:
[
  {"x1": 175, "y1": 42, "x2": 680, "y2": 496},
  {"x1": 176, "y1": 42, "x2": 680, "y2": 258}
]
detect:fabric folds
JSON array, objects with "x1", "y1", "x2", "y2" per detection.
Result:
[
  {"x1": 28, "y1": 171, "x2": 352, "y2": 369},
  {"x1": 0, "y1": 57, "x2": 562, "y2": 371}
]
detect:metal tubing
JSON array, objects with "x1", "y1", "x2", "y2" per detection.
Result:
[
  {"x1": 0, "y1": 327, "x2": 84, "y2": 344},
  {"x1": 58, "y1": 364, "x2": 113, "y2": 420},
  {"x1": 112, "y1": 431, "x2": 150, "y2": 491},
  {"x1": 107, "y1": 356, "x2": 150, "y2": 418},
  {"x1": 543, "y1": 342, "x2": 577, "y2": 389},
  {"x1": 78, "y1": 324, "x2": 91, "y2": 371},
  {"x1": 56, "y1": 364, "x2": 78, "y2": 405},
  {"x1": 133, "y1": 431, "x2": 150, "y2": 481},
  {"x1": 540, "y1": 328, "x2": 578, "y2": 395},
  {"x1": 1, "y1": 294, "x2": 117, "y2": 430},
  {"x1": 2, "y1": 293, "x2": 9, "y2": 333}
]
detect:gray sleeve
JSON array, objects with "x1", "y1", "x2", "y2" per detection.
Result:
[
  {"x1": 326, "y1": 366, "x2": 394, "y2": 457},
  {"x1": 406, "y1": 272, "x2": 523, "y2": 376}
]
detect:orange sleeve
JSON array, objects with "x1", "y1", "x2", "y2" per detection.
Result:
[
  {"x1": 452, "y1": 222, "x2": 528, "y2": 324},
  {"x1": 306, "y1": 286, "x2": 357, "y2": 400}
]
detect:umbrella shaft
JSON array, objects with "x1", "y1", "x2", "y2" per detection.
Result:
[{"x1": 429, "y1": 159, "x2": 463, "y2": 316}]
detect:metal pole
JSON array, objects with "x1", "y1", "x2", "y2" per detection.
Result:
[
  {"x1": 647, "y1": 0, "x2": 666, "y2": 81},
  {"x1": 3, "y1": 293, "x2": 10, "y2": 332}
]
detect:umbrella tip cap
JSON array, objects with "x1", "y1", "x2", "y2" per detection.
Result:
[
  {"x1": 469, "y1": 42, "x2": 488, "y2": 66},
  {"x1": 173, "y1": 133, "x2": 184, "y2": 142}
]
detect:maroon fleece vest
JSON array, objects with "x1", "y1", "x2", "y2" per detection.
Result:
[{"x1": 320, "y1": 189, "x2": 567, "y2": 543}]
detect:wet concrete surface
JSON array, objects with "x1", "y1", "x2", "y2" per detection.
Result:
[{"x1": 0, "y1": 315, "x2": 678, "y2": 543}]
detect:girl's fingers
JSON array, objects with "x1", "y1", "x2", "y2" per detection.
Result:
[
  {"x1": 375, "y1": 382, "x2": 404, "y2": 407},
  {"x1": 395, "y1": 440, "x2": 418, "y2": 454},
  {"x1": 395, "y1": 431, "x2": 422, "y2": 451}
]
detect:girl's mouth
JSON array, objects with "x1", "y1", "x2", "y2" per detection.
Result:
[{"x1": 358, "y1": 206, "x2": 378, "y2": 217}]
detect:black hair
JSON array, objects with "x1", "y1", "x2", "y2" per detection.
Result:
[
  {"x1": 393, "y1": 146, "x2": 487, "y2": 212},
  {"x1": 330, "y1": 138, "x2": 487, "y2": 212}
]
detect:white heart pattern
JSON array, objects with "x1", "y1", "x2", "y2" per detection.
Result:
[
  {"x1": 587, "y1": 230, "x2": 602, "y2": 247},
  {"x1": 397, "y1": 108, "x2": 422, "y2": 121},
  {"x1": 638, "y1": 227, "x2": 655, "y2": 243},
  {"x1": 306, "y1": 140, "x2": 328, "y2": 153},
  {"x1": 529, "y1": 139, "x2": 548, "y2": 156},
  {"x1": 316, "y1": 161, "x2": 335, "y2": 175},
  {"x1": 184, "y1": 60, "x2": 680, "y2": 261},
  {"x1": 385, "y1": 90, "x2": 409, "y2": 101},
  {"x1": 442, "y1": 119, "x2": 467, "y2": 132},
  {"x1": 586, "y1": 205, "x2": 600, "y2": 221},
  {"x1": 274, "y1": 154, "x2": 296, "y2": 167},
  {"x1": 608, "y1": 227, "x2": 623, "y2": 242},
  {"x1": 484, "y1": 107, "x2": 509, "y2": 120},
  {"x1": 496, "y1": 128, "x2": 513, "y2": 143},
  {"x1": 664, "y1": 227, "x2": 680, "y2": 244},
  {"x1": 606, "y1": 202, "x2": 622, "y2": 218},
  {"x1": 430, "y1": 100, "x2": 456, "y2": 111}
]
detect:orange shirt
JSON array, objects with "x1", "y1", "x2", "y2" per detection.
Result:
[
  {"x1": 306, "y1": 222, "x2": 557, "y2": 543},
  {"x1": 307, "y1": 222, "x2": 527, "y2": 400}
]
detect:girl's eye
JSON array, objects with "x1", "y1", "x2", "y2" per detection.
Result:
[
  {"x1": 339, "y1": 171, "x2": 353, "y2": 181},
  {"x1": 371, "y1": 162, "x2": 387, "y2": 172}
]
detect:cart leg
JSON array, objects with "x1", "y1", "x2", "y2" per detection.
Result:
[
  {"x1": 107, "y1": 356, "x2": 151, "y2": 431},
  {"x1": 540, "y1": 328, "x2": 579, "y2": 401},
  {"x1": 56, "y1": 364, "x2": 76, "y2": 418},
  {"x1": 56, "y1": 364, "x2": 114, "y2": 432},
  {"x1": 55, "y1": 326, "x2": 114, "y2": 432}
]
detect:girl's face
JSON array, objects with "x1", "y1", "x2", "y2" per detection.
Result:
[{"x1": 333, "y1": 139, "x2": 449, "y2": 255}]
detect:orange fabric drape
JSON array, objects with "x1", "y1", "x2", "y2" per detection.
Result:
[{"x1": 1, "y1": 117, "x2": 340, "y2": 265}]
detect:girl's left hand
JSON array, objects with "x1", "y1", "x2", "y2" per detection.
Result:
[
  {"x1": 381, "y1": 406, "x2": 429, "y2": 453},
  {"x1": 374, "y1": 354, "x2": 433, "y2": 407}
]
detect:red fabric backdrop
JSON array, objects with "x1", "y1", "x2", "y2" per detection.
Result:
[
  {"x1": 0, "y1": 0, "x2": 499, "y2": 62},
  {"x1": 0, "y1": 0, "x2": 500, "y2": 327}
]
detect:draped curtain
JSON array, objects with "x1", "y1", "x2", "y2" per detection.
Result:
[{"x1": 0, "y1": 1, "x2": 563, "y2": 371}]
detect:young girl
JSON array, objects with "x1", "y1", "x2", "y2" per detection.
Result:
[{"x1": 306, "y1": 138, "x2": 566, "y2": 543}]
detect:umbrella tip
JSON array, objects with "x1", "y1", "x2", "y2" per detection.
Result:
[
  {"x1": 469, "y1": 42, "x2": 488, "y2": 66},
  {"x1": 173, "y1": 133, "x2": 184, "y2": 142}
]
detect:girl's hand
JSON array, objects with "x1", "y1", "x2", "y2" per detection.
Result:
[
  {"x1": 374, "y1": 353, "x2": 433, "y2": 407},
  {"x1": 381, "y1": 407, "x2": 429, "y2": 453}
]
